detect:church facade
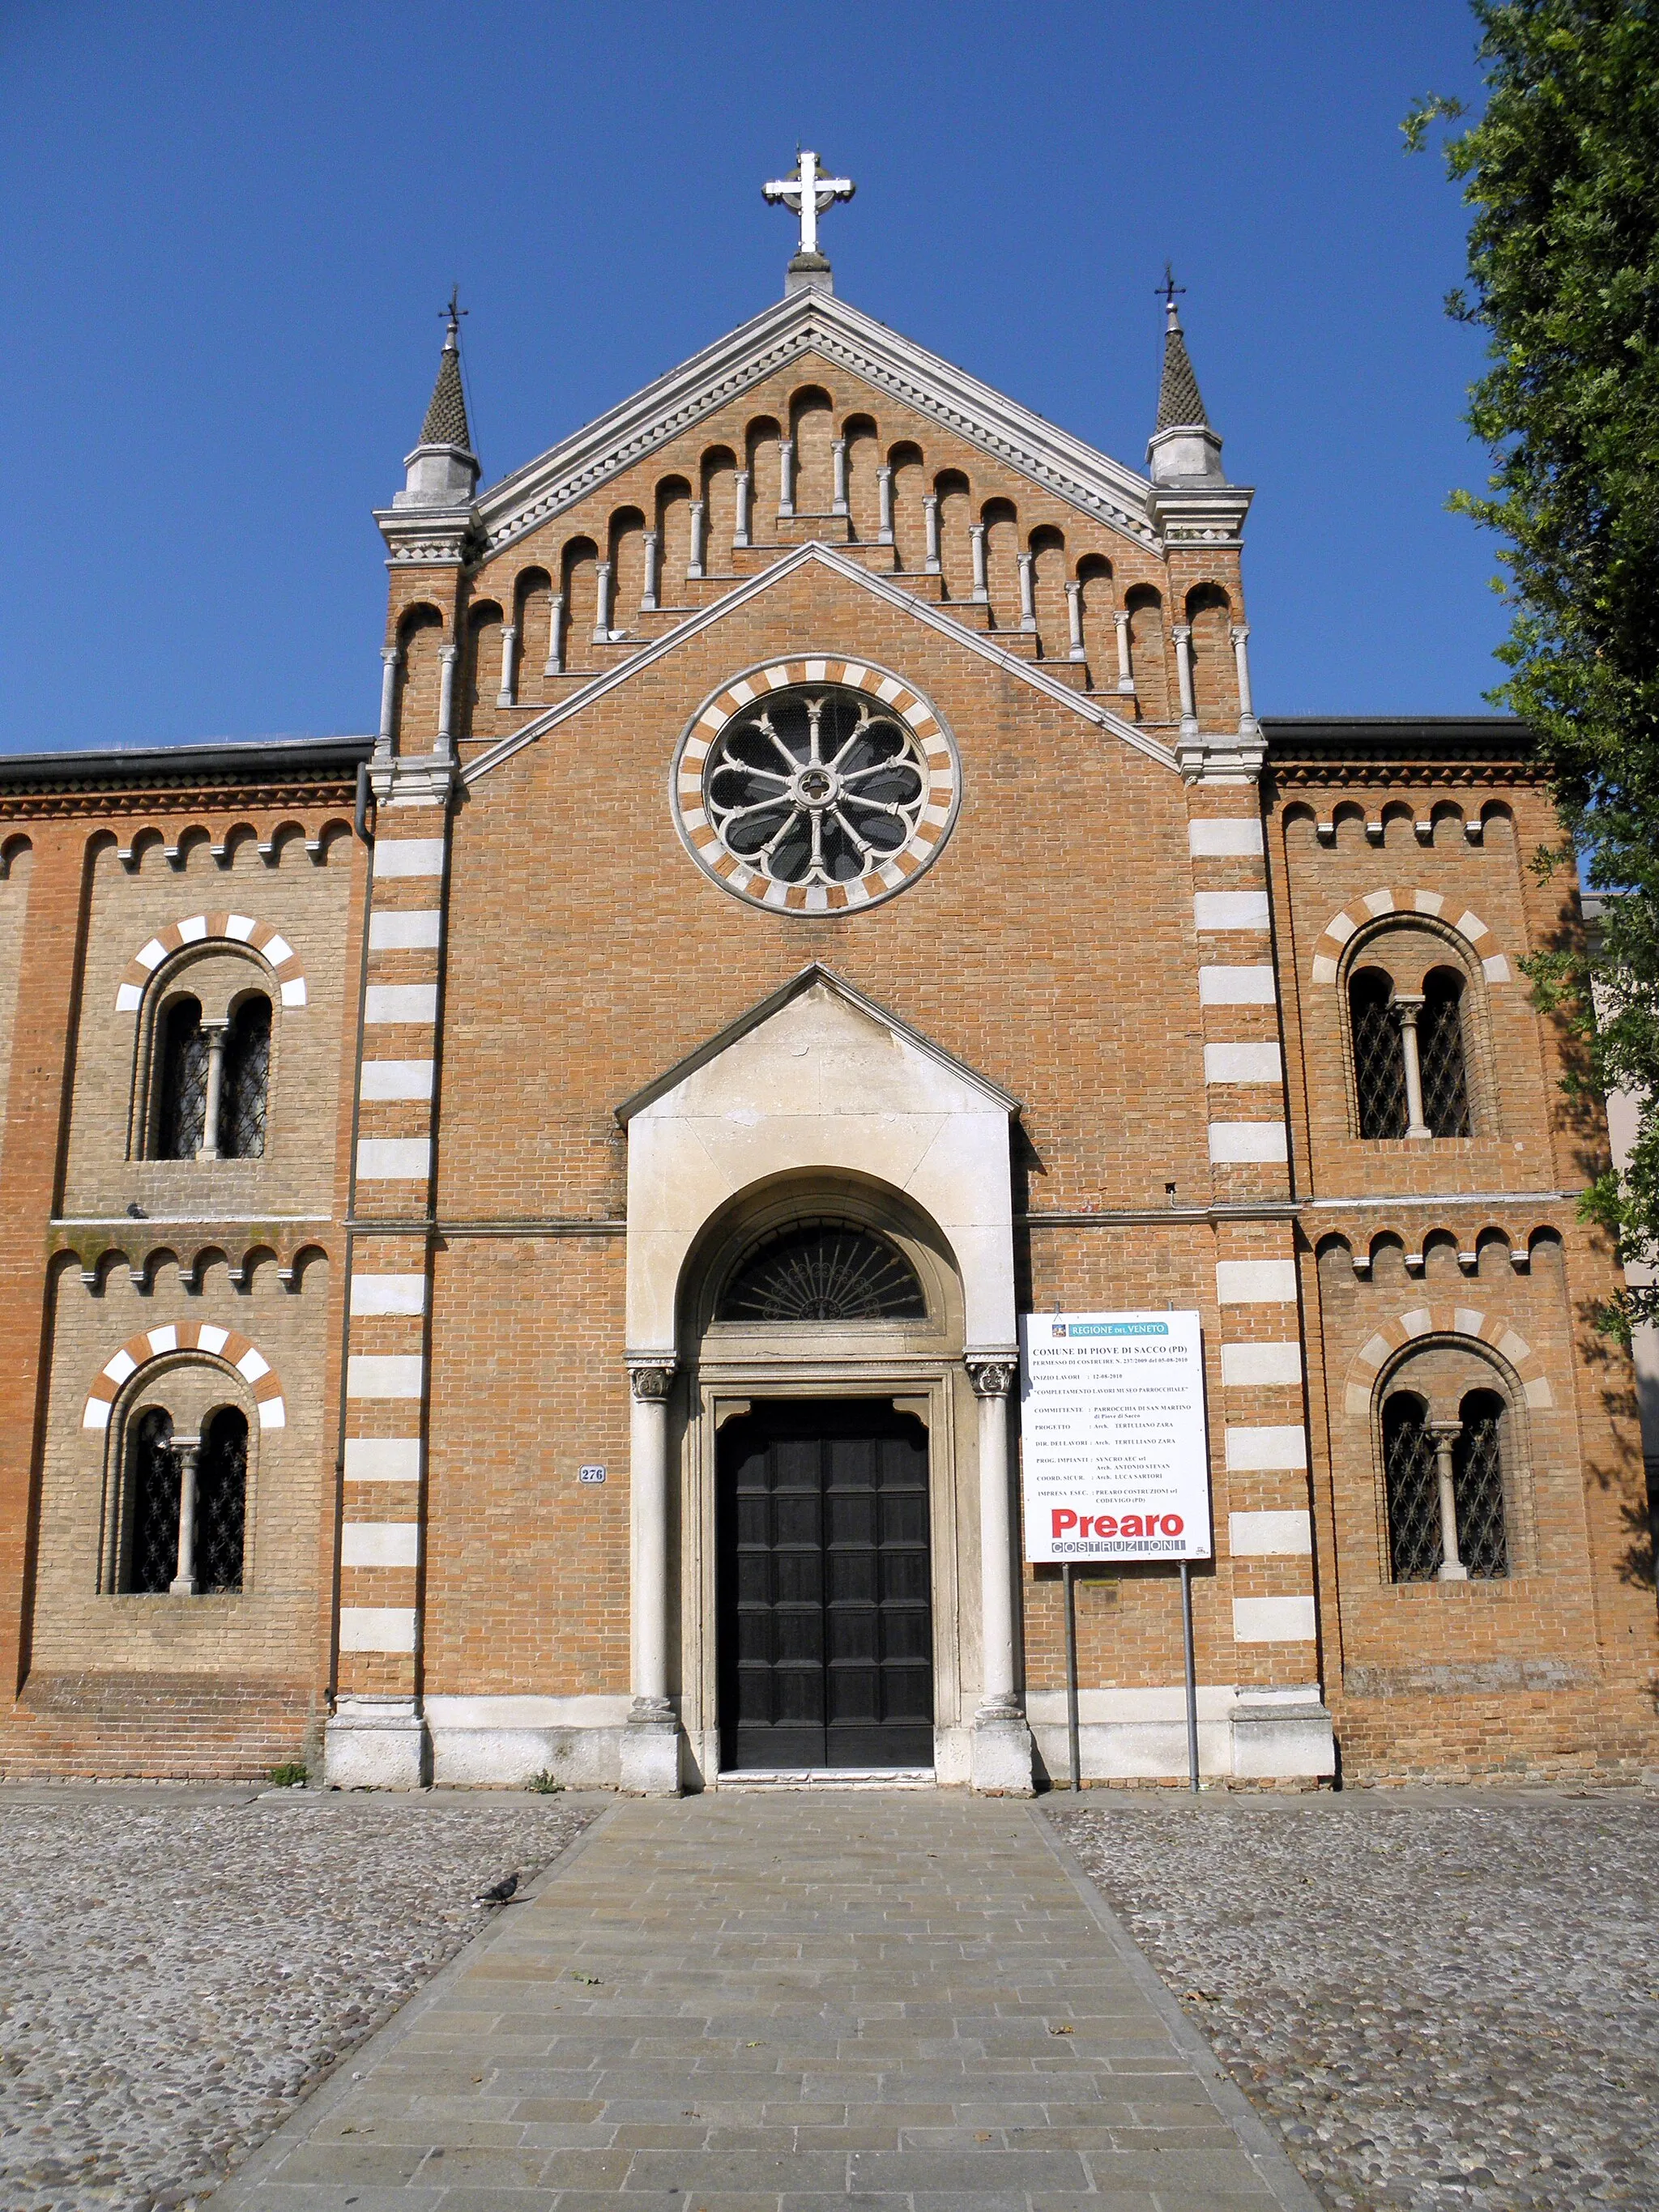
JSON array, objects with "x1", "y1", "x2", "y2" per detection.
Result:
[{"x1": 1, "y1": 173, "x2": 1653, "y2": 1791}]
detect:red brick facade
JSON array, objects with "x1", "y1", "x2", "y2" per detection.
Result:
[{"x1": 0, "y1": 278, "x2": 1652, "y2": 1788}]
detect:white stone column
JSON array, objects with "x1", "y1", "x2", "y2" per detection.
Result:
[
  {"x1": 1017, "y1": 553, "x2": 1036, "y2": 632},
  {"x1": 923, "y1": 494, "x2": 941, "y2": 573},
  {"x1": 734, "y1": 470, "x2": 751, "y2": 548},
  {"x1": 169, "y1": 1438, "x2": 201, "y2": 1596},
  {"x1": 778, "y1": 440, "x2": 795, "y2": 518},
  {"x1": 1230, "y1": 622, "x2": 1259, "y2": 732},
  {"x1": 377, "y1": 647, "x2": 400, "y2": 754},
  {"x1": 1114, "y1": 609, "x2": 1136, "y2": 693},
  {"x1": 437, "y1": 643, "x2": 459, "y2": 749},
  {"x1": 966, "y1": 1357, "x2": 1033, "y2": 1794},
  {"x1": 688, "y1": 501, "x2": 706, "y2": 579},
  {"x1": 496, "y1": 625, "x2": 518, "y2": 708},
  {"x1": 1173, "y1": 622, "x2": 1197, "y2": 734},
  {"x1": 1430, "y1": 1419, "x2": 1469, "y2": 1580},
  {"x1": 196, "y1": 1019, "x2": 229, "y2": 1161},
  {"x1": 594, "y1": 561, "x2": 613, "y2": 642},
  {"x1": 545, "y1": 595, "x2": 566, "y2": 676},
  {"x1": 641, "y1": 531, "x2": 660, "y2": 612},
  {"x1": 876, "y1": 465, "x2": 894, "y2": 545},
  {"x1": 1065, "y1": 581, "x2": 1085, "y2": 662},
  {"x1": 969, "y1": 523, "x2": 989, "y2": 603},
  {"x1": 831, "y1": 438, "x2": 848, "y2": 514},
  {"x1": 1395, "y1": 995, "x2": 1432, "y2": 1140},
  {"x1": 621, "y1": 1357, "x2": 680, "y2": 1795}
]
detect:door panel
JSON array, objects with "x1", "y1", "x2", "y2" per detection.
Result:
[{"x1": 717, "y1": 1398, "x2": 933, "y2": 1771}]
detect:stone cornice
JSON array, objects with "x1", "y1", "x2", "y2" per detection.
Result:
[{"x1": 470, "y1": 292, "x2": 1200, "y2": 560}]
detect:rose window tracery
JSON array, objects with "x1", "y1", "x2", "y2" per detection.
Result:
[{"x1": 674, "y1": 661, "x2": 958, "y2": 913}]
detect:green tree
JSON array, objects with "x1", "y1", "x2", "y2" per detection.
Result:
[{"x1": 1409, "y1": 0, "x2": 1659, "y2": 1339}]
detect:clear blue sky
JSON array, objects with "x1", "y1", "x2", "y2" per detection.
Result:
[{"x1": 2, "y1": 1, "x2": 1502, "y2": 754}]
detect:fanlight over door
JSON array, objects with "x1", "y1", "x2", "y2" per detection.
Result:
[{"x1": 717, "y1": 1220, "x2": 926, "y2": 1323}]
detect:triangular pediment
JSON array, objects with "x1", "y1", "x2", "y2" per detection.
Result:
[
  {"x1": 461, "y1": 539, "x2": 1178, "y2": 785},
  {"x1": 616, "y1": 963, "x2": 1021, "y2": 1127},
  {"x1": 476, "y1": 290, "x2": 1167, "y2": 561}
]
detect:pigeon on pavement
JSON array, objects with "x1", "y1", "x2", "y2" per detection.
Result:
[{"x1": 471, "y1": 1870, "x2": 520, "y2": 1907}]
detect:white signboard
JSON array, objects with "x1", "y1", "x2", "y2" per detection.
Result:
[{"x1": 1019, "y1": 1311, "x2": 1213, "y2": 1562}]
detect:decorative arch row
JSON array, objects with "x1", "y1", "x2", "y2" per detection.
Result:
[
  {"x1": 83, "y1": 1322, "x2": 287, "y2": 1431},
  {"x1": 1285, "y1": 798, "x2": 1515, "y2": 849},
  {"x1": 66, "y1": 1238, "x2": 329, "y2": 1296},
  {"x1": 115, "y1": 913, "x2": 308, "y2": 1012},
  {"x1": 113, "y1": 818, "x2": 353, "y2": 874},
  {"x1": 1341, "y1": 1304, "x2": 1552, "y2": 1422},
  {"x1": 1320, "y1": 1223, "x2": 1563, "y2": 1279}
]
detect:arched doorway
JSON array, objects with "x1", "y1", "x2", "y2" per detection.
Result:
[{"x1": 682, "y1": 1182, "x2": 965, "y2": 1780}]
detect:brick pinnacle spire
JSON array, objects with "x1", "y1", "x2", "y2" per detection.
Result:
[
  {"x1": 1154, "y1": 268, "x2": 1210, "y2": 433},
  {"x1": 420, "y1": 289, "x2": 475, "y2": 453}
]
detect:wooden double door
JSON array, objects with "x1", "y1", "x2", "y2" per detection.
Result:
[{"x1": 716, "y1": 1397, "x2": 933, "y2": 1771}]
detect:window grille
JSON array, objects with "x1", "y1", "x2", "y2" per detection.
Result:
[
  {"x1": 196, "y1": 1407, "x2": 248, "y2": 1592},
  {"x1": 1419, "y1": 970, "x2": 1471, "y2": 1136},
  {"x1": 719, "y1": 1221, "x2": 926, "y2": 1322},
  {"x1": 126, "y1": 1407, "x2": 179, "y2": 1593},
  {"x1": 156, "y1": 998, "x2": 208, "y2": 1159},
  {"x1": 1350, "y1": 969, "x2": 1407, "y2": 1138},
  {"x1": 1382, "y1": 1392, "x2": 1442, "y2": 1580},
  {"x1": 1453, "y1": 1390, "x2": 1508, "y2": 1578},
  {"x1": 220, "y1": 996, "x2": 271, "y2": 1160}
]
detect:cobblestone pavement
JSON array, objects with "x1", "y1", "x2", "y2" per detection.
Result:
[
  {"x1": 0, "y1": 1784, "x2": 595, "y2": 2212},
  {"x1": 1056, "y1": 1788, "x2": 1659, "y2": 2210}
]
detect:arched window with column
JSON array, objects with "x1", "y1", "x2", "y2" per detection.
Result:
[
  {"x1": 143, "y1": 954, "x2": 275, "y2": 1162},
  {"x1": 1346, "y1": 927, "x2": 1479, "y2": 1140},
  {"x1": 156, "y1": 995, "x2": 210, "y2": 1158},
  {"x1": 113, "y1": 1387, "x2": 252, "y2": 1596},
  {"x1": 1380, "y1": 1351, "x2": 1515, "y2": 1583}
]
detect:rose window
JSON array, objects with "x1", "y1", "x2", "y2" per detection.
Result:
[{"x1": 675, "y1": 660, "x2": 958, "y2": 913}]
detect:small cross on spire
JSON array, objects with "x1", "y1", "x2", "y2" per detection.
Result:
[
  {"x1": 441, "y1": 285, "x2": 467, "y2": 347},
  {"x1": 763, "y1": 149, "x2": 855, "y2": 262},
  {"x1": 1157, "y1": 262, "x2": 1187, "y2": 330}
]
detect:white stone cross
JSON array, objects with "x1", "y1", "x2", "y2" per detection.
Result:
[{"x1": 762, "y1": 150, "x2": 855, "y2": 259}]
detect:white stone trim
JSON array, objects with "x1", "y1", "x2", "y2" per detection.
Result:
[
  {"x1": 1188, "y1": 819, "x2": 1264, "y2": 856},
  {"x1": 1204, "y1": 1042, "x2": 1282, "y2": 1085},
  {"x1": 359, "y1": 1059, "x2": 435, "y2": 1101},
  {"x1": 355, "y1": 1138, "x2": 432, "y2": 1180},
  {"x1": 364, "y1": 983, "x2": 438, "y2": 1025},
  {"x1": 1232, "y1": 1595, "x2": 1318, "y2": 1643},
  {"x1": 343, "y1": 1438, "x2": 422, "y2": 1481},
  {"x1": 349, "y1": 1272, "x2": 428, "y2": 1317},
  {"x1": 1224, "y1": 1425, "x2": 1308, "y2": 1472},
  {"x1": 1193, "y1": 890, "x2": 1271, "y2": 932},
  {"x1": 1220, "y1": 1340, "x2": 1303, "y2": 1386},
  {"x1": 340, "y1": 1523, "x2": 420, "y2": 1568},
  {"x1": 1199, "y1": 965, "x2": 1277, "y2": 1004},
  {"x1": 1208, "y1": 1121, "x2": 1289, "y2": 1163},
  {"x1": 372, "y1": 838, "x2": 446, "y2": 879},
  {"x1": 369, "y1": 911, "x2": 443, "y2": 951},
  {"x1": 346, "y1": 1354, "x2": 425, "y2": 1400},
  {"x1": 339, "y1": 1605, "x2": 417, "y2": 1654},
  {"x1": 1229, "y1": 1510, "x2": 1313, "y2": 1556},
  {"x1": 1216, "y1": 1259, "x2": 1299, "y2": 1304}
]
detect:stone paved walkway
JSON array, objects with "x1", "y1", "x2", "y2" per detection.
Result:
[{"x1": 215, "y1": 1791, "x2": 1314, "y2": 2212}]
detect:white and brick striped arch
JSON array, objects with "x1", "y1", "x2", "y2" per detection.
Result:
[
  {"x1": 113, "y1": 914, "x2": 308, "y2": 1012},
  {"x1": 1309, "y1": 889, "x2": 1512, "y2": 987},
  {"x1": 1342, "y1": 1304, "x2": 1551, "y2": 1421},
  {"x1": 82, "y1": 1323, "x2": 287, "y2": 1431}
]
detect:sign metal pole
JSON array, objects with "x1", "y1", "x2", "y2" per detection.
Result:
[
  {"x1": 1063, "y1": 1561, "x2": 1081, "y2": 1793},
  {"x1": 1179, "y1": 1558, "x2": 1200, "y2": 1793}
]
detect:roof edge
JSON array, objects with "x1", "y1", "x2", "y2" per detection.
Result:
[{"x1": 0, "y1": 734, "x2": 377, "y2": 791}]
